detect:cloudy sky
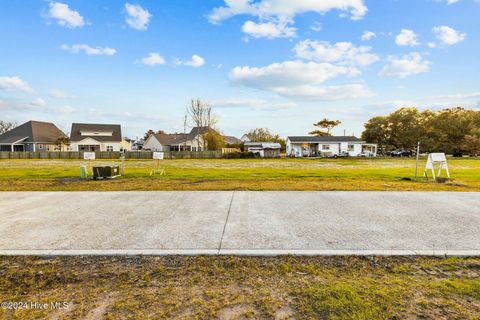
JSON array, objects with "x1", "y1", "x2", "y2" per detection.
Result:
[{"x1": 0, "y1": 0, "x2": 479, "y2": 139}]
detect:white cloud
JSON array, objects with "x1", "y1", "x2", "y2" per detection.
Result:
[
  {"x1": 379, "y1": 52, "x2": 430, "y2": 79},
  {"x1": 229, "y1": 60, "x2": 371, "y2": 100},
  {"x1": 58, "y1": 105, "x2": 76, "y2": 113},
  {"x1": 125, "y1": 3, "x2": 151, "y2": 30},
  {"x1": 427, "y1": 42, "x2": 437, "y2": 48},
  {"x1": 433, "y1": 26, "x2": 466, "y2": 45},
  {"x1": 212, "y1": 98, "x2": 296, "y2": 110},
  {"x1": 361, "y1": 31, "x2": 376, "y2": 41},
  {"x1": 61, "y1": 44, "x2": 116, "y2": 56},
  {"x1": 310, "y1": 22, "x2": 322, "y2": 32},
  {"x1": 208, "y1": 0, "x2": 368, "y2": 23},
  {"x1": 273, "y1": 84, "x2": 373, "y2": 101},
  {"x1": 175, "y1": 54, "x2": 205, "y2": 68},
  {"x1": 395, "y1": 29, "x2": 419, "y2": 46},
  {"x1": 294, "y1": 40, "x2": 379, "y2": 67},
  {"x1": 30, "y1": 98, "x2": 47, "y2": 107},
  {"x1": 0, "y1": 76, "x2": 33, "y2": 93},
  {"x1": 49, "y1": 89, "x2": 69, "y2": 99},
  {"x1": 446, "y1": 0, "x2": 460, "y2": 4},
  {"x1": 44, "y1": 2, "x2": 85, "y2": 28},
  {"x1": 140, "y1": 53, "x2": 166, "y2": 66},
  {"x1": 230, "y1": 60, "x2": 350, "y2": 87},
  {"x1": 242, "y1": 20, "x2": 296, "y2": 39}
]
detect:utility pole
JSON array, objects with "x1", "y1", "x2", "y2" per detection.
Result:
[{"x1": 414, "y1": 141, "x2": 420, "y2": 178}]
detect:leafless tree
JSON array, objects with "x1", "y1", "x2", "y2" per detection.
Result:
[
  {"x1": 0, "y1": 121, "x2": 17, "y2": 135},
  {"x1": 186, "y1": 99, "x2": 217, "y2": 150}
]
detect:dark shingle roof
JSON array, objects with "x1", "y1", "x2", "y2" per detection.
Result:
[
  {"x1": 153, "y1": 133, "x2": 190, "y2": 145},
  {"x1": 0, "y1": 120, "x2": 66, "y2": 144},
  {"x1": 70, "y1": 123, "x2": 122, "y2": 142},
  {"x1": 151, "y1": 127, "x2": 217, "y2": 146},
  {"x1": 287, "y1": 136, "x2": 364, "y2": 143}
]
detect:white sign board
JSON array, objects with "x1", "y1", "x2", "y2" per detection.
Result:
[
  {"x1": 83, "y1": 152, "x2": 96, "y2": 160},
  {"x1": 153, "y1": 152, "x2": 164, "y2": 160},
  {"x1": 424, "y1": 153, "x2": 450, "y2": 180}
]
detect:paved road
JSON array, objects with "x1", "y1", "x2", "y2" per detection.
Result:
[{"x1": 0, "y1": 191, "x2": 479, "y2": 256}]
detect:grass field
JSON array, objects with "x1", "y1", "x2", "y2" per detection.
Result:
[
  {"x1": 0, "y1": 157, "x2": 479, "y2": 191},
  {"x1": 0, "y1": 256, "x2": 479, "y2": 319}
]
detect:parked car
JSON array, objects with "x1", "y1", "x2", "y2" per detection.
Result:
[{"x1": 391, "y1": 149, "x2": 413, "y2": 157}]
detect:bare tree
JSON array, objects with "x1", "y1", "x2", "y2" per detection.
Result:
[
  {"x1": 0, "y1": 121, "x2": 17, "y2": 135},
  {"x1": 186, "y1": 99, "x2": 217, "y2": 151}
]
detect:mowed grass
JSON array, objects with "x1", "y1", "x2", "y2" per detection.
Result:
[
  {"x1": 0, "y1": 157, "x2": 479, "y2": 191},
  {"x1": 0, "y1": 256, "x2": 479, "y2": 319}
]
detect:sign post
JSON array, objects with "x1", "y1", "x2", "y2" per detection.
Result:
[
  {"x1": 83, "y1": 152, "x2": 96, "y2": 174},
  {"x1": 414, "y1": 142, "x2": 420, "y2": 178},
  {"x1": 424, "y1": 153, "x2": 450, "y2": 181},
  {"x1": 150, "y1": 152, "x2": 166, "y2": 176}
]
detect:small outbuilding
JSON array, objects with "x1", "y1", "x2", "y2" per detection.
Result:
[{"x1": 244, "y1": 142, "x2": 281, "y2": 158}]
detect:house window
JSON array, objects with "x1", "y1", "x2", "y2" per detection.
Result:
[
  {"x1": 170, "y1": 145, "x2": 180, "y2": 151},
  {"x1": 348, "y1": 144, "x2": 355, "y2": 152},
  {"x1": 106, "y1": 146, "x2": 113, "y2": 152},
  {"x1": 322, "y1": 144, "x2": 330, "y2": 150}
]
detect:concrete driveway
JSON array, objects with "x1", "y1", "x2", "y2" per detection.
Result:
[{"x1": 0, "y1": 191, "x2": 479, "y2": 256}]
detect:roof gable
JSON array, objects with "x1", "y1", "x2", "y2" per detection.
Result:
[
  {"x1": 70, "y1": 123, "x2": 122, "y2": 142},
  {"x1": 0, "y1": 120, "x2": 66, "y2": 144}
]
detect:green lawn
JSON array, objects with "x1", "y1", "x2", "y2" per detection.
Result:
[
  {"x1": 0, "y1": 256, "x2": 479, "y2": 319},
  {"x1": 0, "y1": 157, "x2": 479, "y2": 191}
]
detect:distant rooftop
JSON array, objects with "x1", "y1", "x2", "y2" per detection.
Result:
[{"x1": 287, "y1": 136, "x2": 364, "y2": 143}]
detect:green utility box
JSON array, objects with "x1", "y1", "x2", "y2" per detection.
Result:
[
  {"x1": 80, "y1": 165, "x2": 88, "y2": 179},
  {"x1": 92, "y1": 165, "x2": 121, "y2": 180}
]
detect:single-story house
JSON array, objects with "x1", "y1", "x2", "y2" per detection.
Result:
[
  {"x1": 286, "y1": 136, "x2": 377, "y2": 157},
  {"x1": 244, "y1": 142, "x2": 281, "y2": 158},
  {"x1": 143, "y1": 126, "x2": 211, "y2": 151},
  {"x1": 69, "y1": 123, "x2": 131, "y2": 152},
  {"x1": 0, "y1": 120, "x2": 68, "y2": 152}
]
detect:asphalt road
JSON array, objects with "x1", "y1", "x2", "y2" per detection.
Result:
[{"x1": 0, "y1": 191, "x2": 479, "y2": 255}]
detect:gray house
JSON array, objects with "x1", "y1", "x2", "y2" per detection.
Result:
[{"x1": 0, "y1": 120, "x2": 67, "y2": 152}]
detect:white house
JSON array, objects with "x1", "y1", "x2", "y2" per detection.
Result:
[
  {"x1": 143, "y1": 127, "x2": 210, "y2": 151},
  {"x1": 286, "y1": 136, "x2": 377, "y2": 157},
  {"x1": 69, "y1": 123, "x2": 131, "y2": 152}
]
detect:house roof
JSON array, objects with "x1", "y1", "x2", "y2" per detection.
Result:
[
  {"x1": 245, "y1": 142, "x2": 282, "y2": 149},
  {"x1": 224, "y1": 136, "x2": 242, "y2": 145},
  {"x1": 0, "y1": 120, "x2": 66, "y2": 144},
  {"x1": 153, "y1": 133, "x2": 191, "y2": 145},
  {"x1": 151, "y1": 127, "x2": 222, "y2": 146},
  {"x1": 70, "y1": 123, "x2": 122, "y2": 142},
  {"x1": 287, "y1": 136, "x2": 365, "y2": 143}
]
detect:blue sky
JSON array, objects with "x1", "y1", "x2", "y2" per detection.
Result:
[{"x1": 0, "y1": 0, "x2": 479, "y2": 139}]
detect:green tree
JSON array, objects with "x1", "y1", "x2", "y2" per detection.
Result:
[
  {"x1": 203, "y1": 130, "x2": 226, "y2": 151},
  {"x1": 463, "y1": 134, "x2": 480, "y2": 156},
  {"x1": 244, "y1": 128, "x2": 286, "y2": 150},
  {"x1": 361, "y1": 116, "x2": 391, "y2": 152},
  {"x1": 55, "y1": 137, "x2": 70, "y2": 151},
  {"x1": 309, "y1": 118, "x2": 341, "y2": 136}
]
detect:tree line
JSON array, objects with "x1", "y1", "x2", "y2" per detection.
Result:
[{"x1": 361, "y1": 107, "x2": 480, "y2": 155}]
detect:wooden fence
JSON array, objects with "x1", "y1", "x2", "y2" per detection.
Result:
[{"x1": 0, "y1": 151, "x2": 223, "y2": 160}]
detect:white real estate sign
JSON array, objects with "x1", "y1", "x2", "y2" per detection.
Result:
[
  {"x1": 83, "y1": 152, "x2": 96, "y2": 160},
  {"x1": 424, "y1": 153, "x2": 450, "y2": 180},
  {"x1": 153, "y1": 152, "x2": 164, "y2": 160}
]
